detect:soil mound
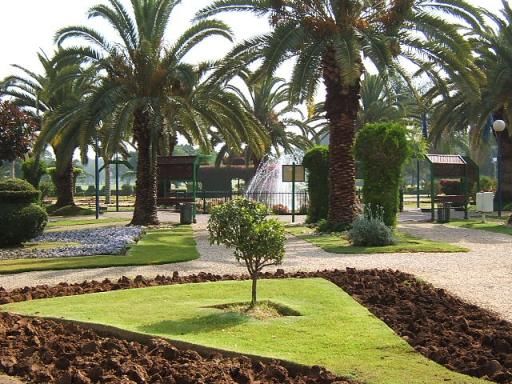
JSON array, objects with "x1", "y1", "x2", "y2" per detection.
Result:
[{"x1": 0, "y1": 311, "x2": 350, "y2": 384}]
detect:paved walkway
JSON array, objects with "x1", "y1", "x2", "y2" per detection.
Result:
[{"x1": 1, "y1": 211, "x2": 512, "y2": 321}]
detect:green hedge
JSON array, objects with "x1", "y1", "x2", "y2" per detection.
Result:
[
  {"x1": 0, "y1": 178, "x2": 48, "y2": 246},
  {"x1": 0, "y1": 178, "x2": 40, "y2": 204},
  {"x1": 303, "y1": 146, "x2": 329, "y2": 223},
  {"x1": 355, "y1": 122, "x2": 410, "y2": 227},
  {"x1": 21, "y1": 158, "x2": 47, "y2": 188}
]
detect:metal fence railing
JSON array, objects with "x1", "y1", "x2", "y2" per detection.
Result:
[{"x1": 161, "y1": 191, "x2": 309, "y2": 215}]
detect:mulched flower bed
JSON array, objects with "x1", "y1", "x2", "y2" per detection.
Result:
[{"x1": 1, "y1": 268, "x2": 512, "y2": 383}]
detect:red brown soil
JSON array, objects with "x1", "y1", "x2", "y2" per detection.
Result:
[
  {"x1": 1, "y1": 269, "x2": 512, "y2": 383},
  {"x1": 0, "y1": 311, "x2": 349, "y2": 384}
]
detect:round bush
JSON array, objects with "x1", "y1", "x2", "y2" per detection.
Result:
[
  {"x1": 0, "y1": 178, "x2": 40, "y2": 204},
  {"x1": 0, "y1": 178, "x2": 48, "y2": 246},
  {"x1": 0, "y1": 203, "x2": 48, "y2": 246},
  {"x1": 348, "y1": 215, "x2": 395, "y2": 246}
]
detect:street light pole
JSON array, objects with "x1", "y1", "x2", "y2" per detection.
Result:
[
  {"x1": 493, "y1": 120, "x2": 506, "y2": 218},
  {"x1": 95, "y1": 129, "x2": 100, "y2": 220}
]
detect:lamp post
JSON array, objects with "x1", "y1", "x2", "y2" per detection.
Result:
[
  {"x1": 493, "y1": 119, "x2": 506, "y2": 218},
  {"x1": 95, "y1": 125, "x2": 101, "y2": 220}
]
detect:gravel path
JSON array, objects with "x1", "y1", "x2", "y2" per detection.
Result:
[{"x1": 0, "y1": 212, "x2": 511, "y2": 321}]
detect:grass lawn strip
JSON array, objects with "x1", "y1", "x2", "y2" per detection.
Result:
[
  {"x1": 448, "y1": 219, "x2": 512, "y2": 236},
  {"x1": 0, "y1": 226, "x2": 198, "y2": 274},
  {"x1": 286, "y1": 226, "x2": 468, "y2": 254},
  {"x1": 2, "y1": 278, "x2": 485, "y2": 384},
  {"x1": 46, "y1": 217, "x2": 130, "y2": 232}
]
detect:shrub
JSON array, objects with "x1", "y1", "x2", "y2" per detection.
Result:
[
  {"x1": 121, "y1": 184, "x2": 134, "y2": 196},
  {"x1": 479, "y1": 176, "x2": 496, "y2": 192},
  {"x1": 39, "y1": 180, "x2": 56, "y2": 200},
  {"x1": 21, "y1": 158, "x2": 47, "y2": 188},
  {"x1": 46, "y1": 205, "x2": 95, "y2": 217},
  {"x1": 303, "y1": 146, "x2": 329, "y2": 223},
  {"x1": 272, "y1": 204, "x2": 289, "y2": 215},
  {"x1": 348, "y1": 205, "x2": 395, "y2": 246},
  {"x1": 0, "y1": 178, "x2": 40, "y2": 204},
  {"x1": 208, "y1": 198, "x2": 285, "y2": 307},
  {"x1": 355, "y1": 122, "x2": 410, "y2": 227},
  {"x1": 0, "y1": 178, "x2": 48, "y2": 246}
]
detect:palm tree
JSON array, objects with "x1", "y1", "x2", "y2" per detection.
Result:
[
  {"x1": 55, "y1": 0, "x2": 266, "y2": 225},
  {"x1": 215, "y1": 72, "x2": 313, "y2": 166},
  {"x1": 428, "y1": 1, "x2": 512, "y2": 204},
  {"x1": 0, "y1": 52, "x2": 88, "y2": 208},
  {"x1": 198, "y1": 0, "x2": 482, "y2": 227},
  {"x1": 312, "y1": 74, "x2": 419, "y2": 143}
]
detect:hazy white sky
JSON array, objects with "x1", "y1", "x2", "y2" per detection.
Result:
[{"x1": 0, "y1": 0, "x2": 505, "y2": 80}]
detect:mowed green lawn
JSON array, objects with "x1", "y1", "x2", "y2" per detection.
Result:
[
  {"x1": 0, "y1": 226, "x2": 198, "y2": 274},
  {"x1": 286, "y1": 226, "x2": 468, "y2": 254},
  {"x1": 2, "y1": 279, "x2": 485, "y2": 384},
  {"x1": 448, "y1": 219, "x2": 512, "y2": 236}
]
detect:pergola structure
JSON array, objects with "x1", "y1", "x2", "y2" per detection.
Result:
[
  {"x1": 426, "y1": 154, "x2": 479, "y2": 221},
  {"x1": 157, "y1": 156, "x2": 199, "y2": 212}
]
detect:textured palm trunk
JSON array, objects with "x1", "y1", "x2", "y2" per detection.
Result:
[
  {"x1": 54, "y1": 158, "x2": 75, "y2": 208},
  {"x1": 131, "y1": 110, "x2": 159, "y2": 226},
  {"x1": 323, "y1": 50, "x2": 360, "y2": 228},
  {"x1": 104, "y1": 161, "x2": 111, "y2": 205}
]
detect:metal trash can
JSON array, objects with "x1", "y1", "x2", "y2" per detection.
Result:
[
  {"x1": 180, "y1": 203, "x2": 194, "y2": 225},
  {"x1": 437, "y1": 202, "x2": 451, "y2": 223}
]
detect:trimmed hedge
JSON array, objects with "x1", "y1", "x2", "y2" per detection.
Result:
[
  {"x1": 0, "y1": 178, "x2": 40, "y2": 204},
  {"x1": 355, "y1": 122, "x2": 410, "y2": 227},
  {"x1": 303, "y1": 146, "x2": 329, "y2": 223},
  {"x1": 21, "y1": 158, "x2": 47, "y2": 188},
  {"x1": 0, "y1": 178, "x2": 47, "y2": 246}
]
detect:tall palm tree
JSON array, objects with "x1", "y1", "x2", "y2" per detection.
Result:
[
  {"x1": 0, "y1": 52, "x2": 88, "y2": 208},
  {"x1": 198, "y1": 0, "x2": 482, "y2": 227},
  {"x1": 428, "y1": 1, "x2": 512, "y2": 204},
  {"x1": 55, "y1": 0, "x2": 266, "y2": 225},
  {"x1": 216, "y1": 72, "x2": 313, "y2": 166}
]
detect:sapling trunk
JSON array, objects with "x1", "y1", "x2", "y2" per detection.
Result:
[{"x1": 251, "y1": 274, "x2": 258, "y2": 308}]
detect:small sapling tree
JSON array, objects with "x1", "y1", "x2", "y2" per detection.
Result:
[{"x1": 208, "y1": 198, "x2": 286, "y2": 307}]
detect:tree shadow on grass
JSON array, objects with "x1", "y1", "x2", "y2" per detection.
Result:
[{"x1": 137, "y1": 311, "x2": 249, "y2": 336}]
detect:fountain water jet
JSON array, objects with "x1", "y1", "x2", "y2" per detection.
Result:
[{"x1": 245, "y1": 153, "x2": 306, "y2": 213}]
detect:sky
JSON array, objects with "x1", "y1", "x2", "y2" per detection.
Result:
[{"x1": 0, "y1": 0, "x2": 506, "y2": 81}]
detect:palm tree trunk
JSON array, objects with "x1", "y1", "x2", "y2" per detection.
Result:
[
  {"x1": 131, "y1": 110, "x2": 159, "y2": 226},
  {"x1": 104, "y1": 160, "x2": 111, "y2": 205},
  {"x1": 323, "y1": 49, "x2": 361, "y2": 228},
  {"x1": 10, "y1": 160, "x2": 15, "y2": 178},
  {"x1": 54, "y1": 158, "x2": 75, "y2": 208}
]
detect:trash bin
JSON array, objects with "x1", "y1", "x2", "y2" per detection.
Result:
[
  {"x1": 437, "y1": 202, "x2": 451, "y2": 223},
  {"x1": 180, "y1": 203, "x2": 194, "y2": 225}
]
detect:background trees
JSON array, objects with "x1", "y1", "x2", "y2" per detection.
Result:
[{"x1": 0, "y1": 101, "x2": 37, "y2": 177}]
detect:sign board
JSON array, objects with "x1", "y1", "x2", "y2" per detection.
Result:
[{"x1": 282, "y1": 165, "x2": 305, "y2": 182}]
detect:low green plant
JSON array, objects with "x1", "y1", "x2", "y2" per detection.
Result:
[
  {"x1": 0, "y1": 178, "x2": 47, "y2": 246},
  {"x1": 21, "y1": 158, "x2": 47, "y2": 188},
  {"x1": 208, "y1": 198, "x2": 285, "y2": 307},
  {"x1": 479, "y1": 176, "x2": 497, "y2": 192},
  {"x1": 348, "y1": 205, "x2": 395, "y2": 246}
]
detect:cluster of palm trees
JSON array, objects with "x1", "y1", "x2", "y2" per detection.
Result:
[{"x1": 1, "y1": 0, "x2": 511, "y2": 227}]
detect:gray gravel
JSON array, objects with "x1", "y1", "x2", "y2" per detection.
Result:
[{"x1": 0, "y1": 226, "x2": 144, "y2": 260}]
